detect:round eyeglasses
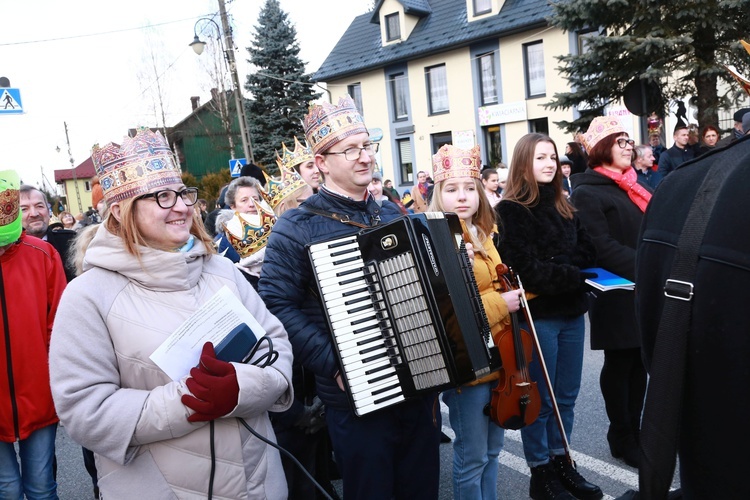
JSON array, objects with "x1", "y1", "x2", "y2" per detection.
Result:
[
  {"x1": 616, "y1": 138, "x2": 636, "y2": 149},
  {"x1": 323, "y1": 143, "x2": 380, "y2": 161},
  {"x1": 135, "y1": 187, "x2": 199, "y2": 209}
]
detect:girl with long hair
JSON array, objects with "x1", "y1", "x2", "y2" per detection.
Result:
[{"x1": 495, "y1": 133, "x2": 601, "y2": 500}]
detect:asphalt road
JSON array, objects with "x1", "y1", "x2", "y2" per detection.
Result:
[{"x1": 53, "y1": 317, "x2": 680, "y2": 499}]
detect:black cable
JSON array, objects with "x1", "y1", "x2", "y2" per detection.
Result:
[
  {"x1": 237, "y1": 418, "x2": 334, "y2": 500},
  {"x1": 208, "y1": 421, "x2": 215, "y2": 500},
  {"x1": 246, "y1": 335, "x2": 279, "y2": 368}
]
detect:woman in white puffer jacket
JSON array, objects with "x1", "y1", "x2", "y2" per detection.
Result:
[{"x1": 49, "y1": 128, "x2": 293, "y2": 500}]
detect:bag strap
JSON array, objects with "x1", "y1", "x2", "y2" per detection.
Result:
[
  {"x1": 639, "y1": 145, "x2": 747, "y2": 498},
  {"x1": 300, "y1": 206, "x2": 372, "y2": 229}
]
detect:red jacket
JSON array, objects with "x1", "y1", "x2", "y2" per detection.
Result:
[{"x1": 0, "y1": 232, "x2": 66, "y2": 442}]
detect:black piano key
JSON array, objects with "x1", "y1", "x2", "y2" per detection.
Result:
[
  {"x1": 364, "y1": 363, "x2": 392, "y2": 376},
  {"x1": 359, "y1": 344, "x2": 384, "y2": 355},
  {"x1": 331, "y1": 247, "x2": 359, "y2": 257},
  {"x1": 372, "y1": 383, "x2": 401, "y2": 396},
  {"x1": 333, "y1": 255, "x2": 361, "y2": 266},
  {"x1": 356, "y1": 335, "x2": 382, "y2": 346},
  {"x1": 351, "y1": 315, "x2": 377, "y2": 325},
  {"x1": 353, "y1": 324, "x2": 378, "y2": 334},
  {"x1": 362, "y1": 351, "x2": 389, "y2": 363},
  {"x1": 336, "y1": 266, "x2": 364, "y2": 277},
  {"x1": 327, "y1": 239, "x2": 356, "y2": 249},
  {"x1": 347, "y1": 304, "x2": 373, "y2": 314},
  {"x1": 373, "y1": 392, "x2": 403, "y2": 406},
  {"x1": 342, "y1": 287, "x2": 369, "y2": 297},
  {"x1": 368, "y1": 372, "x2": 394, "y2": 384}
]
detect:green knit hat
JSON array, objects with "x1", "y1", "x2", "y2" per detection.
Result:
[{"x1": 0, "y1": 170, "x2": 22, "y2": 247}]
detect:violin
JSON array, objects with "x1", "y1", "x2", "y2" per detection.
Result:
[{"x1": 488, "y1": 264, "x2": 541, "y2": 430}]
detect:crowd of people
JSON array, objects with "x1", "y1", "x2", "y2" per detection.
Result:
[{"x1": 2, "y1": 93, "x2": 748, "y2": 500}]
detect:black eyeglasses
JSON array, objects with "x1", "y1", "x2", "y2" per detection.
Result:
[
  {"x1": 323, "y1": 143, "x2": 379, "y2": 161},
  {"x1": 135, "y1": 187, "x2": 199, "y2": 209},
  {"x1": 616, "y1": 138, "x2": 636, "y2": 149}
]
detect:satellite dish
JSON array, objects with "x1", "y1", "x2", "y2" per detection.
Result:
[
  {"x1": 0, "y1": 77, "x2": 10, "y2": 88},
  {"x1": 623, "y1": 78, "x2": 663, "y2": 116}
]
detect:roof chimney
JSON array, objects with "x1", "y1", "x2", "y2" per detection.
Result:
[{"x1": 190, "y1": 96, "x2": 200, "y2": 110}]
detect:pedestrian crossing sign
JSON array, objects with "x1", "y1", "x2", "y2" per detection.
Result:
[
  {"x1": 0, "y1": 88, "x2": 23, "y2": 115},
  {"x1": 229, "y1": 158, "x2": 247, "y2": 178}
]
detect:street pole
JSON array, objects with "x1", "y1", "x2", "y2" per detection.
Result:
[
  {"x1": 64, "y1": 121, "x2": 83, "y2": 214},
  {"x1": 217, "y1": 0, "x2": 254, "y2": 163}
]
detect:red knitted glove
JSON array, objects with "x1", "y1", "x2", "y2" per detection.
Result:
[{"x1": 181, "y1": 342, "x2": 240, "y2": 422}]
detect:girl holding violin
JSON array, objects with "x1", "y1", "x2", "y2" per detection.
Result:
[
  {"x1": 428, "y1": 144, "x2": 522, "y2": 499},
  {"x1": 495, "y1": 134, "x2": 602, "y2": 500}
]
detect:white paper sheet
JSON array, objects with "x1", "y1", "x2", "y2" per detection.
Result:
[{"x1": 150, "y1": 286, "x2": 267, "y2": 381}]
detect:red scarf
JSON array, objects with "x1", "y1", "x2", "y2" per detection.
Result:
[{"x1": 593, "y1": 166, "x2": 652, "y2": 212}]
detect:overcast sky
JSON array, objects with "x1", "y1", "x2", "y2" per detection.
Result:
[{"x1": 0, "y1": 0, "x2": 370, "y2": 189}]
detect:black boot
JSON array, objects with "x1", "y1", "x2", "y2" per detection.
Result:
[
  {"x1": 550, "y1": 455, "x2": 603, "y2": 500},
  {"x1": 530, "y1": 462, "x2": 577, "y2": 500}
]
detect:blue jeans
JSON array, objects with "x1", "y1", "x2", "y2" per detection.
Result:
[
  {"x1": 520, "y1": 315, "x2": 585, "y2": 466},
  {"x1": 0, "y1": 424, "x2": 58, "y2": 499},
  {"x1": 443, "y1": 383, "x2": 505, "y2": 500}
]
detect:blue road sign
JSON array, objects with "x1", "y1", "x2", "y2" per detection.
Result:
[
  {"x1": 0, "y1": 88, "x2": 23, "y2": 115},
  {"x1": 229, "y1": 158, "x2": 247, "y2": 178}
]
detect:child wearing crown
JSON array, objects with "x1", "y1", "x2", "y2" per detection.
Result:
[{"x1": 259, "y1": 97, "x2": 442, "y2": 499}]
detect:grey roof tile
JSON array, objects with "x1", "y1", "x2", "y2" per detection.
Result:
[{"x1": 316, "y1": 0, "x2": 553, "y2": 81}]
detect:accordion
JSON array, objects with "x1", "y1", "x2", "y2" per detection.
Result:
[{"x1": 308, "y1": 212, "x2": 500, "y2": 416}]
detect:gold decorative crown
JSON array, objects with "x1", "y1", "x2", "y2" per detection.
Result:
[
  {"x1": 582, "y1": 116, "x2": 626, "y2": 151},
  {"x1": 261, "y1": 166, "x2": 309, "y2": 210},
  {"x1": 303, "y1": 95, "x2": 367, "y2": 154},
  {"x1": 278, "y1": 137, "x2": 314, "y2": 171},
  {"x1": 432, "y1": 144, "x2": 481, "y2": 183},
  {"x1": 91, "y1": 127, "x2": 182, "y2": 203},
  {"x1": 222, "y1": 206, "x2": 277, "y2": 258},
  {"x1": 0, "y1": 170, "x2": 22, "y2": 246}
]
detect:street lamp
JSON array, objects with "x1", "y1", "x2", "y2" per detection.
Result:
[{"x1": 190, "y1": 5, "x2": 254, "y2": 163}]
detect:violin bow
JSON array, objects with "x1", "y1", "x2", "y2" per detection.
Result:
[{"x1": 515, "y1": 273, "x2": 574, "y2": 465}]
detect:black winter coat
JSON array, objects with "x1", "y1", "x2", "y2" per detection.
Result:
[
  {"x1": 570, "y1": 169, "x2": 650, "y2": 350},
  {"x1": 259, "y1": 188, "x2": 402, "y2": 410},
  {"x1": 635, "y1": 135, "x2": 750, "y2": 499},
  {"x1": 495, "y1": 183, "x2": 596, "y2": 319}
]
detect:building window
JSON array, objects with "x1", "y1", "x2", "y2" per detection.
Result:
[
  {"x1": 431, "y1": 132, "x2": 453, "y2": 154},
  {"x1": 484, "y1": 125, "x2": 502, "y2": 166},
  {"x1": 347, "y1": 83, "x2": 363, "y2": 114},
  {"x1": 478, "y1": 53, "x2": 498, "y2": 105},
  {"x1": 385, "y1": 13, "x2": 400, "y2": 41},
  {"x1": 397, "y1": 138, "x2": 413, "y2": 185},
  {"x1": 474, "y1": 0, "x2": 492, "y2": 15},
  {"x1": 391, "y1": 73, "x2": 409, "y2": 121},
  {"x1": 426, "y1": 64, "x2": 449, "y2": 114},
  {"x1": 529, "y1": 117, "x2": 549, "y2": 136},
  {"x1": 84, "y1": 180, "x2": 91, "y2": 191},
  {"x1": 524, "y1": 41, "x2": 546, "y2": 98}
]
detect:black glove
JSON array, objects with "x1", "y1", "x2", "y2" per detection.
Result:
[
  {"x1": 550, "y1": 254, "x2": 572, "y2": 265},
  {"x1": 294, "y1": 396, "x2": 326, "y2": 434}
]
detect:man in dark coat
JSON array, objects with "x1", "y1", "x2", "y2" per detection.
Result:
[
  {"x1": 635, "y1": 134, "x2": 750, "y2": 498},
  {"x1": 657, "y1": 124, "x2": 694, "y2": 177},
  {"x1": 19, "y1": 185, "x2": 77, "y2": 282},
  {"x1": 259, "y1": 96, "x2": 441, "y2": 500}
]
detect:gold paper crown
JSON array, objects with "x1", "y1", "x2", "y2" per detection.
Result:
[
  {"x1": 582, "y1": 116, "x2": 626, "y2": 151},
  {"x1": 432, "y1": 144, "x2": 481, "y2": 183},
  {"x1": 303, "y1": 96, "x2": 367, "y2": 154},
  {"x1": 222, "y1": 206, "x2": 277, "y2": 258},
  {"x1": 724, "y1": 40, "x2": 750, "y2": 97},
  {"x1": 261, "y1": 167, "x2": 309, "y2": 210},
  {"x1": 277, "y1": 137, "x2": 314, "y2": 171},
  {"x1": 91, "y1": 127, "x2": 182, "y2": 203}
]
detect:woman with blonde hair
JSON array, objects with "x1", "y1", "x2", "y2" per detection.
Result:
[
  {"x1": 49, "y1": 129, "x2": 293, "y2": 499},
  {"x1": 429, "y1": 145, "x2": 521, "y2": 499},
  {"x1": 495, "y1": 133, "x2": 600, "y2": 500}
]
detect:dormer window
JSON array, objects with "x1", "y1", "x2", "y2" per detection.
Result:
[
  {"x1": 386, "y1": 13, "x2": 401, "y2": 41},
  {"x1": 474, "y1": 0, "x2": 492, "y2": 15}
]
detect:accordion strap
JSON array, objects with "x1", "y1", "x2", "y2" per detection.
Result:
[{"x1": 301, "y1": 206, "x2": 371, "y2": 228}]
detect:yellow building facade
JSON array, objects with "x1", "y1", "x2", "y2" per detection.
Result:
[{"x1": 315, "y1": 0, "x2": 644, "y2": 189}]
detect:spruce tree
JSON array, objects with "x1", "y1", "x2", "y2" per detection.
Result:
[
  {"x1": 546, "y1": 0, "x2": 750, "y2": 133},
  {"x1": 245, "y1": 0, "x2": 319, "y2": 173}
]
